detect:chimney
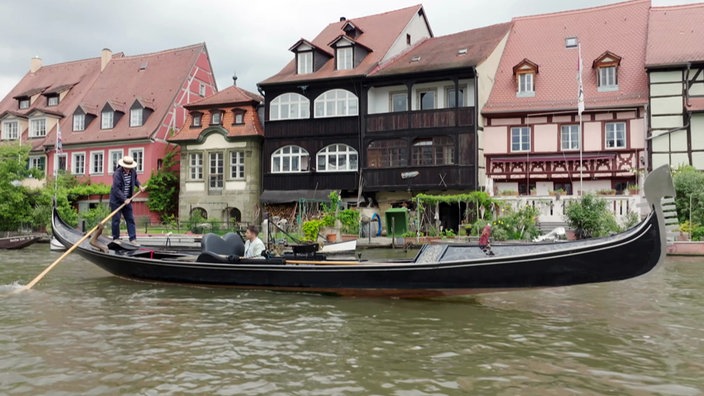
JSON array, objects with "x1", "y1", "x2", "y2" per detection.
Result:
[
  {"x1": 30, "y1": 56, "x2": 42, "y2": 73},
  {"x1": 340, "y1": 17, "x2": 346, "y2": 22},
  {"x1": 101, "y1": 48, "x2": 112, "y2": 71}
]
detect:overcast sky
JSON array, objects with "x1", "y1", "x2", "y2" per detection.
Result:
[{"x1": 0, "y1": 0, "x2": 698, "y2": 99}]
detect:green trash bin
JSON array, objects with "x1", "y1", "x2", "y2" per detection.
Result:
[{"x1": 385, "y1": 208, "x2": 408, "y2": 236}]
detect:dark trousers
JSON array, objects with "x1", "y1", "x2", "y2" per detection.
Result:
[{"x1": 111, "y1": 202, "x2": 136, "y2": 241}]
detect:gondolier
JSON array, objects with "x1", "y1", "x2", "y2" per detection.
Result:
[{"x1": 110, "y1": 156, "x2": 145, "y2": 244}]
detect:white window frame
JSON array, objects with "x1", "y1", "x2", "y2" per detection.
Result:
[
  {"x1": 192, "y1": 113, "x2": 202, "y2": 127},
  {"x1": 390, "y1": 92, "x2": 408, "y2": 112},
  {"x1": 605, "y1": 122, "x2": 626, "y2": 149},
  {"x1": 72, "y1": 152, "x2": 86, "y2": 175},
  {"x1": 271, "y1": 145, "x2": 310, "y2": 173},
  {"x1": 418, "y1": 89, "x2": 436, "y2": 110},
  {"x1": 560, "y1": 124, "x2": 580, "y2": 151},
  {"x1": 314, "y1": 89, "x2": 359, "y2": 118},
  {"x1": 109, "y1": 149, "x2": 123, "y2": 174},
  {"x1": 297, "y1": 51, "x2": 312, "y2": 74},
  {"x1": 211, "y1": 111, "x2": 222, "y2": 125},
  {"x1": 316, "y1": 144, "x2": 358, "y2": 172},
  {"x1": 29, "y1": 118, "x2": 47, "y2": 138},
  {"x1": 2, "y1": 120, "x2": 19, "y2": 140},
  {"x1": 234, "y1": 112, "x2": 244, "y2": 124},
  {"x1": 209, "y1": 152, "x2": 224, "y2": 189},
  {"x1": 230, "y1": 150, "x2": 245, "y2": 179},
  {"x1": 598, "y1": 66, "x2": 618, "y2": 91},
  {"x1": 47, "y1": 96, "x2": 59, "y2": 106},
  {"x1": 129, "y1": 108, "x2": 143, "y2": 127},
  {"x1": 510, "y1": 126, "x2": 531, "y2": 152},
  {"x1": 73, "y1": 113, "x2": 85, "y2": 131},
  {"x1": 336, "y1": 46, "x2": 353, "y2": 70},
  {"x1": 28, "y1": 155, "x2": 46, "y2": 170},
  {"x1": 101, "y1": 110, "x2": 114, "y2": 129},
  {"x1": 199, "y1": 83, "x2": 206, "y2": 97},
  {"x1": 90, "y1": 151, "x2": 104, "y2": 175},
  {"x1": 19, "y1": 99, "x2": 29, "y2": 109},
  {"x1": 189, "y1": 152, "x2": 203, "y2": 180},
  {"x1": 517, "y1": 73, "x2": 534, "y2": 96},
  {"x1": 270, "y1": 93, "x2": 310, "y2": 120},
  {"x1": 128, "y1": 148, "x2": 144, "y2": 172},
  {"x1": 445, "y1": 86, "x2": 465, "y2": 108}
]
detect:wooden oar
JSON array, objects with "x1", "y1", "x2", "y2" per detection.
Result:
[{"x1": 20, "y1": 187, "x2": 147, "y2": 291}]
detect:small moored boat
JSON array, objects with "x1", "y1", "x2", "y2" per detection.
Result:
[
  {"x1": 0, "y1": 234, "x2": 41, "y2": 250},
  {"x1": 51, "y1": 166, "x2": 675, "y2": 298}
]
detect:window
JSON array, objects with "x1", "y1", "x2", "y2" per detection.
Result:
[
  {"x1": 101, "y1": 110, "x2": 114, "y2": 129},
  {"x1": 109, "y1": 150, "x2": 123, "y2": 173},
  {"x1": 90, "y1": 151, "x2": 104, "y2": 174},
  {"x1": 28, "y1": 155, "x2": 46, "y2": 171},
  {"x1": 518, "y1": 73, "x2": 534, "y2": 96},
  {"x1": 234, "y1": 112, "x2": 244, "y2": 124},
  {"x1": 411, "y1": 137, "x2": 454, "y2": 165},
  {"x1": 367, "y1": 139, "x2": 407, "y2": 168},
  {"x1": 605, "y1": 122, "x2": 626, "y2": 148},
  {"x1": 418, "y1": 90, "x2": 436, "y2": 110},
  {"x1": 297, "y1": 51, "x2": 312, "y2": 74},
  {"x1": 270, "y1": 93, "x2": 310, "y2": 120},
  {"x1": 129, "y1": 149, "x2": 144, "y2": 172},
  {"x1": 30, "y1": 118, "x2": 46, "y2": 137},
  {"x1": 316, "y1": 144, "x2": 358, "y2": 172},
  {"x1": 129, "y1": 108, "x2": 143, "y2": 127},
  {"x1": 19, "y1": 99, "x2": 29, "y2": 109},
  {"x1": 598, "y1": 66, "x2": 618, "y2": 90},
  {"x1": 47, "y1": 96, "x2": 59, "y2": 106},
  {"x1": 230, "y1": 151, "x2": 245, "y2": 179},
  {"x1": 57, "y1": 154, "x2": 67, "y2": 172},
  {"x1": 390, "y1": 92, "x2": 407, "y2": 112},
  {"x1": 192, "y1": 113, "x2": 202, "y2": 127},
  {"x1": 560, "y1": 125, "x2": 580, "y2": 151},
  {"x1": 336, "y1": 46, "x2": 353, "y2": 70},
  {"x1": 2, "y1": 121, "x2": 19, "y2": 140},
  {"x1": 271, "y1": 145, "x2": 309, "y2": 173},
  {"x1": 511, "y1": 127, "x2": 531, "y2": 152},
  {"x1": 446, "y1": 87, "x2": 465, "y2": 108},
  {"x1": 211, "y1": 111, "x2": 222, "y2": 125},
  {"x1": 73, "y1": 113, "x2": 85, "y2": 131},
  {"x1": 189, "y1": 153, "x2": 203, "y2": 180},
  {"x1": 565, "y1": 37, "x2": 578, "y2": 48},
  {"x1": 314, "y1": 89, "x2": 359, "y2": 118},
  {"x1": 209, "y1": 152, "x2": 224, "y2": 189},
  {"x1": 199, "y1": 83, "x2": 206, "y2": 97},
  {"x1": 72, "y1": 153, "x2": 86, "y2": 175}
]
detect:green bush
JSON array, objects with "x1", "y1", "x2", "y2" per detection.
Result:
[
  {"x1": 302, "y1": 219, "x2": 325, "y2": 242},
  {"x1": 564, "y1": 194, "x2": 619, "y2": 239}
]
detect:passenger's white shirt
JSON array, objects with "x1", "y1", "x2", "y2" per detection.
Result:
[{"x1": 243, "y1": 237, "x2": 266, "y2": 258}]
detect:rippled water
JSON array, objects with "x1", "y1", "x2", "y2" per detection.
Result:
[{"x1": 1, "y1": 244, "x2": 703, "y2": 395}]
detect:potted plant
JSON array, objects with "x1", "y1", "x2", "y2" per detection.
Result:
[{"x1": 627, "y1": 184, "x2": 640, "y2": 195}]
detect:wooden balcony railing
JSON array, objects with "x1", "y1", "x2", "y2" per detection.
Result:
[{"x1": 366, "y1": 107, "x2": 474, "y2": 133}]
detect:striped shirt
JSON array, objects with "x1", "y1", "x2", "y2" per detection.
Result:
[{"x1": 122, "y1": 171, "x2": 132, "y2": 198}]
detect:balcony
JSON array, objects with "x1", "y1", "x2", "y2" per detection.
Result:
[
  {"x1": 366, "y1": 107, "x2": 474, "y2": 133},
  {"x1": 265, "y1": 117, "x2": 359, "y2": 139},
  {"x1": 362, "y1": 165, "x2": 476, "y2": 191},
  {"x1": 263, "y1": 171, "x2": 358, "y2": 191}
]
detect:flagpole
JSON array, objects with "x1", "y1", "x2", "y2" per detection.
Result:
[{"x1": 577, "y1": 43, "x2": 585, "y2": 195}]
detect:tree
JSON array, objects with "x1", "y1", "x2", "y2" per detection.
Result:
[
  {"x1": 146, "y1": 147, "x2": 180, "y2": 222},
  {"x1": 0, "y1": 143, "x2": 43, "y2": 231},
  {"x1": 672, "y1": 165, "x2": 704, "y2": 226},
  {"x1": 564, "y1": 194, "x2": 619, "y2": 239}
]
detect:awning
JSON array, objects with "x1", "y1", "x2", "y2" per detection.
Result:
[{"x1": 260, "y1": 189, "x2": 334, "y2": 204}]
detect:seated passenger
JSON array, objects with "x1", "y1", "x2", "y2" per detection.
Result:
[
  {"x1": 479, "y1": 223, "x2": 495, "y2": 256},
  {"x1": 243, "y1": 225, "x2": 266, "y2": 259}
]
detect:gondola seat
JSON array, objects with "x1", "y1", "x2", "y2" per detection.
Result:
[{"x1": 201, "y1": 232, "x2": 245, "y2": 257}]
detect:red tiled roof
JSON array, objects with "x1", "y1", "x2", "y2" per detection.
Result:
[
  {"x1": 260, "y1": 5, "x2": 428, "y2": 85},
  {"x1": 370, "y1": 22, "x2": 511, "y2": 77},
  {"x1": 646, "y1": 3, "x2": 704, "y2": 67},
  {"x1": 169, "y1": 85, "x2": 264, "y2": 142},
  {"x1": 484, "y1": 0, "x2": 650, "y2": 114}
]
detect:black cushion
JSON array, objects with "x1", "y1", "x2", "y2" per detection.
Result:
[{"x1": 201, "y1": 232, "x2": 245, "y2": 257}]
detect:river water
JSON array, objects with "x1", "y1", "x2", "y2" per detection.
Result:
[{"x1": 1, "y1": 244, "x2": 702, "y2": 395}]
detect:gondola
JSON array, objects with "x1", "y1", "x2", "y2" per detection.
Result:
[
  {"x1": 52, "y1": 166, "x2": 675, "y2": 298},
  {"x1": 0, "y1": 234, "x2": 41, "y2": 250}
]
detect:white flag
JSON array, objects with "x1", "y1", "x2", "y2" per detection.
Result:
[
  {"x1": 577, "y1": 43, "x2": 585, "y2": 116},
  {"x1": 56, "y1": 122, "x2": 62, "y2": 153}
]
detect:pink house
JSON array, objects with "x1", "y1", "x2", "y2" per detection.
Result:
[
  {"x1": 482, "y1": 0, "x2": 650, "y2": 196},
  {"x1": 0, "y1": 44, "x2": 217, "y2": 221}
]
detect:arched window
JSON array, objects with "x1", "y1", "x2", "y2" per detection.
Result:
[
  {"x1": 411, "y1": 136, "x2": 455, "y2": 165},
  {"x1": 316, "y1": 144, "x2": 358, "y2": 172},
  {"x1": 367, "y1": 139, "x2": 407, "y2": 168},
  {"x1": 228, "y1": 207, "x2": 242, "y2": 223},
  {"x1": 271, "y1": 145, "x2": 309, "y2": 173},
  {"x1": 314, "y1": 89, "x2": 358, "y2": 118},
  {"x1": 270, "y1": 93, "x2": 310, "y2": 120},
  {"x1": 190, "y1": 207, "x2": 208, "y2": 220}
]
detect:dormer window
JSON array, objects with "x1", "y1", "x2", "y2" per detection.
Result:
[
  {"x1": 297, "y1": 51, "x2": 312, "y2": 74},
  {"x1": 47, "y1": 95, "x2": 59, "y2": 106},
  {"x1": 130, "y1": 107, "x2": 143, "y2": 127},
  {"x1": 593, "y1": 51, "x2": 621, "y2": 92},
  {"x1": 101, "y1": 110, "x2": 114, "y2": 129},
  {"x1": 342, "y1": 21, "x2": 362, "y2": 39},
  {"x1": 513, "y1": 59, "x2": 539, "y2": 97},
  {"x1": 73, "y1": 113, "x2": 85, "y2": 131},
  {"x1": 336, "y1": 46, "x2": 353, "y2": 70},
  {"x1": 233, "y1": 110, "x2": 245, "y2": 125},
  {"x1": 192, "y1": 113, "x2": 202, "y2": 127},
  {"x1": 19, "y1": 99, "x2": 29, "y2": 109},
  {"x1": 211, "y1": 111, "x2": 222, "y2": 125}
]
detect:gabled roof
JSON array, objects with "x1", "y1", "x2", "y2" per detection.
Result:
[
  {"x1": 169, "y1": 85, "x2": 264, "y2": 142},
  {"x1": 288, "y1": 38, "x2": 334, "y2": 57},
  {"x1": 646, "y1": 3, "x2": 704, "y2": 67},
  {"x1": 370, "y1": 22, "x2": 511, "y2": 77},
  {"x1": 260, "y1": 4, "x2": 429, "y2": 85},
  {"x1": 484, "y1": 0, "x2": 650, "y2": 115}
]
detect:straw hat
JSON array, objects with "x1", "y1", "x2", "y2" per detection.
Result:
[{"x1": 118, "y1": 155, "x2": 138, "y2": 169}]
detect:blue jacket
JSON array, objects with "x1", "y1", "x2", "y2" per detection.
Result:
[{"x1": 110, "y1": 167, "x2": 141, "y2": 205}]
